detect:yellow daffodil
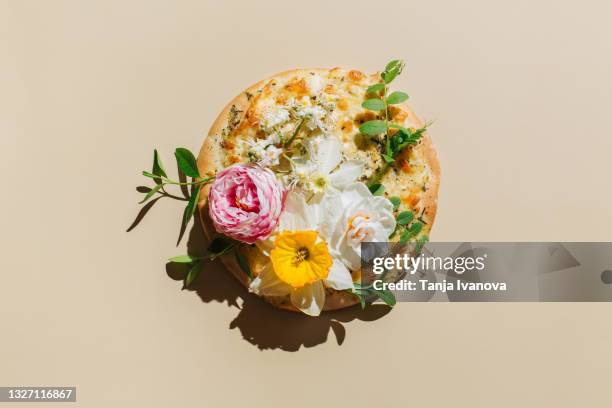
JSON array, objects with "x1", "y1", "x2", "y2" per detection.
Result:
[{"x1": 270, "y1": 230, "x2": 332, "y2": 288}]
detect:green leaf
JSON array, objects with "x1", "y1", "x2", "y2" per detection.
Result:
[
  {"x1": 405, "y1": 127, "x2": 427, "y2": 143},
  {"x1": 396, "y1": 211, "x2": 414, "y2": 225},
  {"x1": 352, "y1": 282, "x2": 366, "y2": 291},
  {"x1": 350, "y1": 284, "x2": 368, "y2": 309},
  {"x1": 409, "y1": 220, "x2": 423, "y2": 236},
  {"x1": 142, "y1": 171, "x2": 157, "y2": 179},
  {"x1": 389, "y1": 225, "x2": 399, "y2": 238},
  {"x1": 207, "y1": 236, "x2": 235, "y2": 260},
  {"x1": 352, "y1": 283, "x2": 396, "y2": 308},
  {"x1": 182, "y1": 184, "x2": 201, "y2": 225},
  {"x1": 235, "y1": 250, "x2": 253, "y2": 279},
  {"x1": 139, "y1": 184, "x2": 161, "y2": 204},
  {"x1": 389, "y1": 226, "x2": 398, "y2": 239},
  {"x1": 381, "y1": 154, "x2": 394, "y2": 164},
  {"x1": 388, "y1": 123, "x2": 408, "y2": 131},
  {"x1": 381, "y1": 60, "x2": 405, "y2": 84},
  {"x1": 366, "y1": 83, "x2": 385, "y2": 94},
  {"x1": 152, "y1": 149, "x2": 167, "y2": 184},
  {"x1": 388, "y1": 126, "x2": 426, "y2": 157},
  {"x1": 356, "y1": 292, "x2": 366, "y2": 309},
  {"x1": 415, "y1": 235, "x2": 429, "y2": 254},
  {"x1": 359, "y1": 120, "x2": 387, "y2": 136},
  {"x1": 174, "y1": 148, "x2": 200, "y2": 178},
  {"x1": 389, "y1": 196, "x2": 401, "y2": 210},
  {"x1": 168, "y1": 254, "x2": 201, "y2": 263},
  {"x1": 399, "y1": 230, "x2": 411, "y2": 244},
  {"x1": 362, "y1": 98, "x2": 386, "y2": 111},
  {"x1": 372, "y1": 289, "x2": 397, "y2": 306},
  {"x1": 399, "y1": 220, "x2": 423, "y2": 244},
  {"x1": 184, "y1": 261, "x2": 202, "y2": 288},
  {"x1": 386, "y1": 91, "x2": 409, "y2": 105},
  {"x1": 369, "y1": 183, "x2": 385, "y2": 196},
  {"x1": 385, "y1": 59, "x2": 402, "y2": 72}
]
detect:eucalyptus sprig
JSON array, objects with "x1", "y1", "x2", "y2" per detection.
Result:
[
  {"x1": 359, "y1": 60, "x2": 428, "y2": 186},
  {"x1": 169, "y1": 236, "x2": 252, "y2": 288},
  {"x1": 137, "y1": 148, "x2": 215, "y2": 243}
]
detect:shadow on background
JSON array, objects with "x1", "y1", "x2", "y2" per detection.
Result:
[{"x1": 165, "y1": 213, "x2": 392, "y2": 351}]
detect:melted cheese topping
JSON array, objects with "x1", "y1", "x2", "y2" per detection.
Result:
[{"x1": 218, "y1": 69, "x2": 434, "y2": 232}]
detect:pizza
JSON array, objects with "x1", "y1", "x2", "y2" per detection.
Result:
[{"x1": 196, "y1": 63, "x2": 440, "y2": 315}]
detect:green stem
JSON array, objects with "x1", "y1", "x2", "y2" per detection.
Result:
[
  {"x1": 368, "y1": 162, "x2": 391, "y2": 187},
  {"x1": 208, "y1": 244, "x2": 235, "y2": 261},
  {"x1": 370, "y1": 82, "x2": 424, "y2": 187},
  {"x1": 383, "y1": 83, "x2": 389, "y2": 125},
  {"x1": 163, "y1": 176, "x2": 215, "y2": 186},
  {"x1": 159, "y1": 191, "x2": 189, "y2": 201},
  {"x1": 143, "y1": 171, "x2": 215, "y2": 186},
  {"x1": 284, "y1": 118, "x2": 305, "y2": 148},
  {"x1": 282, "y1": 153, "x2": 296, "y2": 165},
  {"x1": 369, "y1": 83, "x2": 392, "y2": 187}
]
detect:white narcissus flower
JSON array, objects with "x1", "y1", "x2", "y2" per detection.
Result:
[
  {"x1": 292, "y1": 135, "x2": 364, "y2": 194},
  {"x1": 319, "y1": 182, "x2": 396, "y2": 271}
]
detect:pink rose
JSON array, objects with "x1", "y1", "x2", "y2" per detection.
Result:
[{"x1": 208, "y1": 164, "x2": 284, "y2": 244}]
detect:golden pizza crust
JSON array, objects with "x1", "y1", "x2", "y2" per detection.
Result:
[{"x1": 196, "y1": 68, "x2": 440, "y2": 312}]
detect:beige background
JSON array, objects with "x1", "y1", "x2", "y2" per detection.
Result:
[{"x1": 2, "y1": 0, "x2": 612, "y2": 406}]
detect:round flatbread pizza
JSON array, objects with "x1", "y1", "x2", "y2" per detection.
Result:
[{"x1": 196, "y1": 64, "x2": 439, "y2": 315}]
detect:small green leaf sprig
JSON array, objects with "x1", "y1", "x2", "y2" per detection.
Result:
[
  {"x1": 168, "y1": 237, "x2": 252, "y2": 288},
  {"x1": 359, "y1": 60, "x2": 428, "y2": 187},
  {"x1": 396, "y1": 211, "x2": 424, "y2": 244},
  {"x1": 368, "y1": 184, "x2": 428, "y2": 244},
  {"x1": 138, "y1": 148, "x2": 214, "y2": 243},
  {"x1": 388, "y1": 196, "x2": 428, "y2": 244},
  {"x1": 352, "y1": 282, "x2": 396, "y2": 309}
]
